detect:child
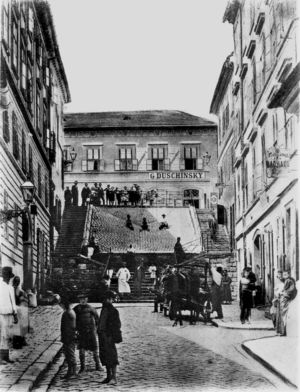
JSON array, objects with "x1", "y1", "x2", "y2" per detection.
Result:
[
  {"x1": 60, "y1": 299, "x2": 77, "y2": 379},
  {"x1": 98, "y1": 291, "x2": 122, "y2": 385}
]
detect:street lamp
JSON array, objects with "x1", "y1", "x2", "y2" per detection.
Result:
[
  {"x1": 20, "y1": 180, "x2": 36, "y2": 204},
  {"x1": 63, "y1": 147, "x2": 77, "y2": 167}
]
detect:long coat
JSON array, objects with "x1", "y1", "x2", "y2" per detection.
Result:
[
  {"x1": 71, "y1": 185, "x2": 79, "y2": 206},
  {"x1": 73, "y1": 304, "x2": 99, "y2": 351},
  {"x1": 97, "y1": 302, "x2": 121, "y2": 366}
]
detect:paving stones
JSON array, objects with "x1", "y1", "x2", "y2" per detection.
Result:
[{"x1": 38, "y1": 305, "x2": 276, "y2": 392}]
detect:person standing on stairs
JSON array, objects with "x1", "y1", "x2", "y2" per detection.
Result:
[
  {"x1": 116, "y1": 262, "x2": 131, "y2": 300},
  {"x1": 73, "y1": 293, "x2": 101, "y2": 373},
  {"x1": 72, "y1": 181, "x2": 79, "y2": 206},
  {"x1": 81, "y1": 183, "x2": 91, "y2": 207}
]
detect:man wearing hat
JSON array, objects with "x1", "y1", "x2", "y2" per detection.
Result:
[
  {"x1": 97, "y1": 290, "x2": 122, "y2": 385},
  {"x1": 71, "y1": 181, "x2": 79, "y2": 206},
  {"x1": 73, "y1": 292, "x2": 101, "y2": 372},
  {"x1": 0, "y1": 266, "x2": 18, "y2": 364}
]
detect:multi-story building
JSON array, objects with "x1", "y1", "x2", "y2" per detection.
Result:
[
  {"x1": 219, "y1": 0, "x2": 299, "y2": 303},
  {"x1": 210, "y1": 54, "x2": 236, "y2": 251},
  {"x1": 63, "y1": 110, "x2": 217, "y2": 210},
  {"x1": 0, "y1": 0, "x2": 70, "y2": 294}
]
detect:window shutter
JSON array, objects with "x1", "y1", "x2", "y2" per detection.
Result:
[
  {"x1": 197, "y1": 158, "x2": 203, "y2": 169},
  {"x1": 87, "y1": 160, "x2": 94, "y2": 171},
  {"x1": 164, "y1": 159, "x2": 170, "y2": 171},
  {"x1": 191, "y1": 147, "x2": 197, "y2": 159},
  {"x1": 146, "y1": 159, "x2": 152, "y2": 170},
  {"x1": 115, "y1": 159, "x2": 120, "y2": 171},
  {"x1": 180, "y1": 159, "x2": 185, "y2": 171},
  {"x1": 81, "y1": 160, "x2": 87, "y2": 172},
  {"x1": 99, "y1": 159, "x2": 104, "y2": 171},
  {"x1": 158, "y1": 148, "x2": 164, "y2": 159},
  {"x1": 132, "y1": 159, "x2": 138, "y2": 170}
]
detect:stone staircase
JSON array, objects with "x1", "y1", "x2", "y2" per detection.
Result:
[
  {"x1": 54, "y1": 206, "x2": 87, "y2": 258},
  {"x1": 109, "y1": 271, "x2": 156, "y2": 303},
  {"x1": 197, "y1": 209, "x2": 231, "y2": 253}
]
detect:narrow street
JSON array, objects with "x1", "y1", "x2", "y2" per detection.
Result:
[{"x1": 34, "y1": 305, "x2": 289, "y2": 392}]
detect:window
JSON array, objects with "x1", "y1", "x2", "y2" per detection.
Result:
[
  {"x1": 14, "y1": 203, "x2": 19, "y2": 247},
  {"x1": 243, "y1": 163, "x2": 248, "y2": 210},
  {"x1": 81, "y1": 146, "x2": 104, "y2": 172},
  {"x1": 36, "y1": 88, "x2": 41, "y2": 134},
  {"x1": 12, "y1": 112, "x2": 19, "y2": 160},
  {"x1": 115, "y1": 145, "x2": 137, "y2": 171},
  {"x1": 22, "y1": 129, "x2": 27, "y2": 173},
  {"x1": 28, "y1": 145, "x2": 33, "y2": 182},
  {"x1": 2, "y1": 111, "x2": 10, "y2": 143},
  {"x1": 11, "y1": 18, "x2": 18, "y2": 73},
  {"x1": 261, "y1": 33, "x2": 266, "y2": 88},
  {"x1": 252, "y1": 57, "x2": 257, "y2": 105},
  {"x1": 181, "y1": 145, "x2": 202, "y2": 170},
  {"x1": 252, "y1": 143, "x2": 256, "y2": 199},
  {"x1": 3, "y1": 190, "x2": 9, "y2": 239},
  {"x1": 2, "y1": 2, "x2": 9, "y2": 47},
  {"x1": 37, "y1": 164, "x2": 42, "y2": 199},
  {"x1": 27, "y1": 66, "x2": 33, "y2": 113},
  {"x1": 28, "y1": 6, "x2": 34, "y2": 35},
  {"x1": 147, "y1": 145, "x2": 169, "y2": 171},
  {"x1": 272, "y1": 112, "x2": 278, "y2": 144},
  {"x1": 44, "y1": 175, "x2": 48, "y2": 208},
  {"x1": 21, "y1": 43, "x2": 27, "y2": 94}
]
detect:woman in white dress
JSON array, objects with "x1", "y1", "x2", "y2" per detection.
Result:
[{"x1": 116, "y1": 263, "x2": 131, "y2": 298}]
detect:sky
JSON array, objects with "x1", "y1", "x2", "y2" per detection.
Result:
[{"x1": 49, "y1": 0, "x2": 233, "y2": 121}]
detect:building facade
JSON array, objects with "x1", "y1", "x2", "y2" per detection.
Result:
[
  {"x1": 216, "y1": 0, "x2": 299, "y2": 303},
  {"x1": 63, "y1": 110, "x2": 218, "y2": 210},
  {"x1": 0, "y1": 0, "x2": 70, "y2": 293}
]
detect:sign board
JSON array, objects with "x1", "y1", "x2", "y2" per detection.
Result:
[
  {"x1": 210, "y1": 193, "x2": 218, "y2": 205},
  {"x1": 149, "y1": 171, "x2": 205, "y2": 180}
]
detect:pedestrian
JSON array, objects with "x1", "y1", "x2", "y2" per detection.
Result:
[
  {"x1": 140, "y1": 217, "x2": 150, "y2": 232},
  {"x1": 98, "y1": 290, "x2": 122, "y2": 385},
  {"x1": 121, "y1": 186, "x2": 129, "y2": 206},
  {"x1": 104, "y1": 184, "x2": 111, "y2": 205},
  {"x1": 12, "y1": 276, "x2": 28, "y2": 349},
  {"x1": 270, "y1": 270, "x2": 284, "y2": 329},
  {"x1": 159, "y1": 214, "x2": 169, "y2": 230},
  {"x1": 98, "y1": 183, "x2": 105, "y2": 205},
  {"x1": 174, "y1": 237, "x2": 185, "y2": 263},
  {"x1": 133, "y1": 261, "x2": 145, "y2": 297},
  {"x1": 276, "y1": 269, "x2": 297, "y2": 336},
  {"x1": 115, "y1": 188, "x2": 121, "y2": 206},
  {"x1": 73, "y1": 293, "x2": 101, "y2": 372},
  {"x1": 221, "y1": 269, "x2": 232, "y2": 304},
  {"x1": 64, "y1": 187, "x2": 72, "y2": 209},
  {"x1": 60, "y1": 298, "x2": 77, "y2": 379},
  {"x1": 81, "y1": 183, "x2": 91, "y2": 206},
  {"x1": 107, "y1": 187, "x2": 115, "y2": 206},
  {"x1": 208, "y1": 263, "x2": 223, "y2": 319},
  {"x1": 71, "y1": 181, "x2": 79, "y2": 206},
  {"x1": 125, "y1": 214, "x2": 134, "y2": 231},
  {"x1": 116, "y1": 262, "x2": 131, "y2": 299},
  {"x1": 0, "y1": 266, "x2": 18, "y2": 364},
  {"x1": 239, "y1": 268, "x2": 256, "y2": 324}
]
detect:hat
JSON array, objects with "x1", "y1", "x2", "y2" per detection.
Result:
[
  {"x1": 162, "y1": 214, "x2": 166, "y2": 217},
  {"x1": 77, "y1": 292, "x2": 88, "y2": 299},
  {"x1": 104, "y1": 290, "x2": 117, "y2": 300},
  {"x1": 2, "y1": 266, "x2": 14, "y2": 279}
]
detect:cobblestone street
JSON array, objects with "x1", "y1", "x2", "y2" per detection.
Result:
[{"x1": 34, "y1": 305, "x2": 288, "y2": 392}]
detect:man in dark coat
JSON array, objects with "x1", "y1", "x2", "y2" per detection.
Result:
[
  {"x1": 73, "y1": 293, "x2": 101, "y2": 372},
  {"x1": 71, "y1": 181, "x2": 79, "y2": 206},
  {"x1": 98, "y1": 291, "x2": 122, "y2": 385},
  {"x1": 60, "y1": 298, "x2": 77, "y2": 379},
  {"x1": 64, "y1": 187, "x2": 72, "y2": 209},
  {"x1": 81, "y1": 183, "x2": 91, "y2": 207},
  {"x1": 174, "y1": 237, "x2": 185, "y2": 263}
]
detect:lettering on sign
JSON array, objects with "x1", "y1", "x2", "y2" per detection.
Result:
[{"x1": 149, "y1": 171, "x2": 205, "y2": 180}]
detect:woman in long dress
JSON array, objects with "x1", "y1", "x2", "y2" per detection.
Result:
[
  {"x1": 12, "y1": 276, "x2": 29, "y2": 348},
  {"x1": 116, "y1": 263, "x2": 131, "y2": 299}
]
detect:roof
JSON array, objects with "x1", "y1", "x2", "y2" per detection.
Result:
[
  {"x1": 64, "y1": 110, "x2": 216, "y2": 129},
  {"x1": 35, "y1": 0, "x2": 71, "y2": 103},
  {"x1": 210, "y1": 55, "x2": 234, "y2": 114}
]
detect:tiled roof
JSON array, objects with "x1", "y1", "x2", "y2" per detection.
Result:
[
  {"x1": 64, "y1": 110, "x2": 216, "y2": 129},
  {"x1": 89, "y1": 207, "x2": 201, "y2": 253}
]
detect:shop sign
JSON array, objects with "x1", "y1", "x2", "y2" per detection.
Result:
[
  {"x1": 266, "y1": 147, "x2": 290, "y2": 178},
  {"x1": 149, "y1": 171, "x2": 205, "y2": 180}
]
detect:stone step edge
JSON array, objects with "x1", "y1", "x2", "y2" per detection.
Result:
[
  {"x1": 241, "y1": 339, "x2": 297, "y2": 388},
  {"x1": 211, "y1": 319, "x2": 274, "y2": 331},
  {"x1": 7, "y1": 340, "x2": 62, "y2": 392}
]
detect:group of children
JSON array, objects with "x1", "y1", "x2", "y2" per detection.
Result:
[
  {"x1": 60, "y1": 290, "x2": 122, "y2": 384},
  {"x1": 126, "y1": 213, "x2": 169, "y2": 232}
]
